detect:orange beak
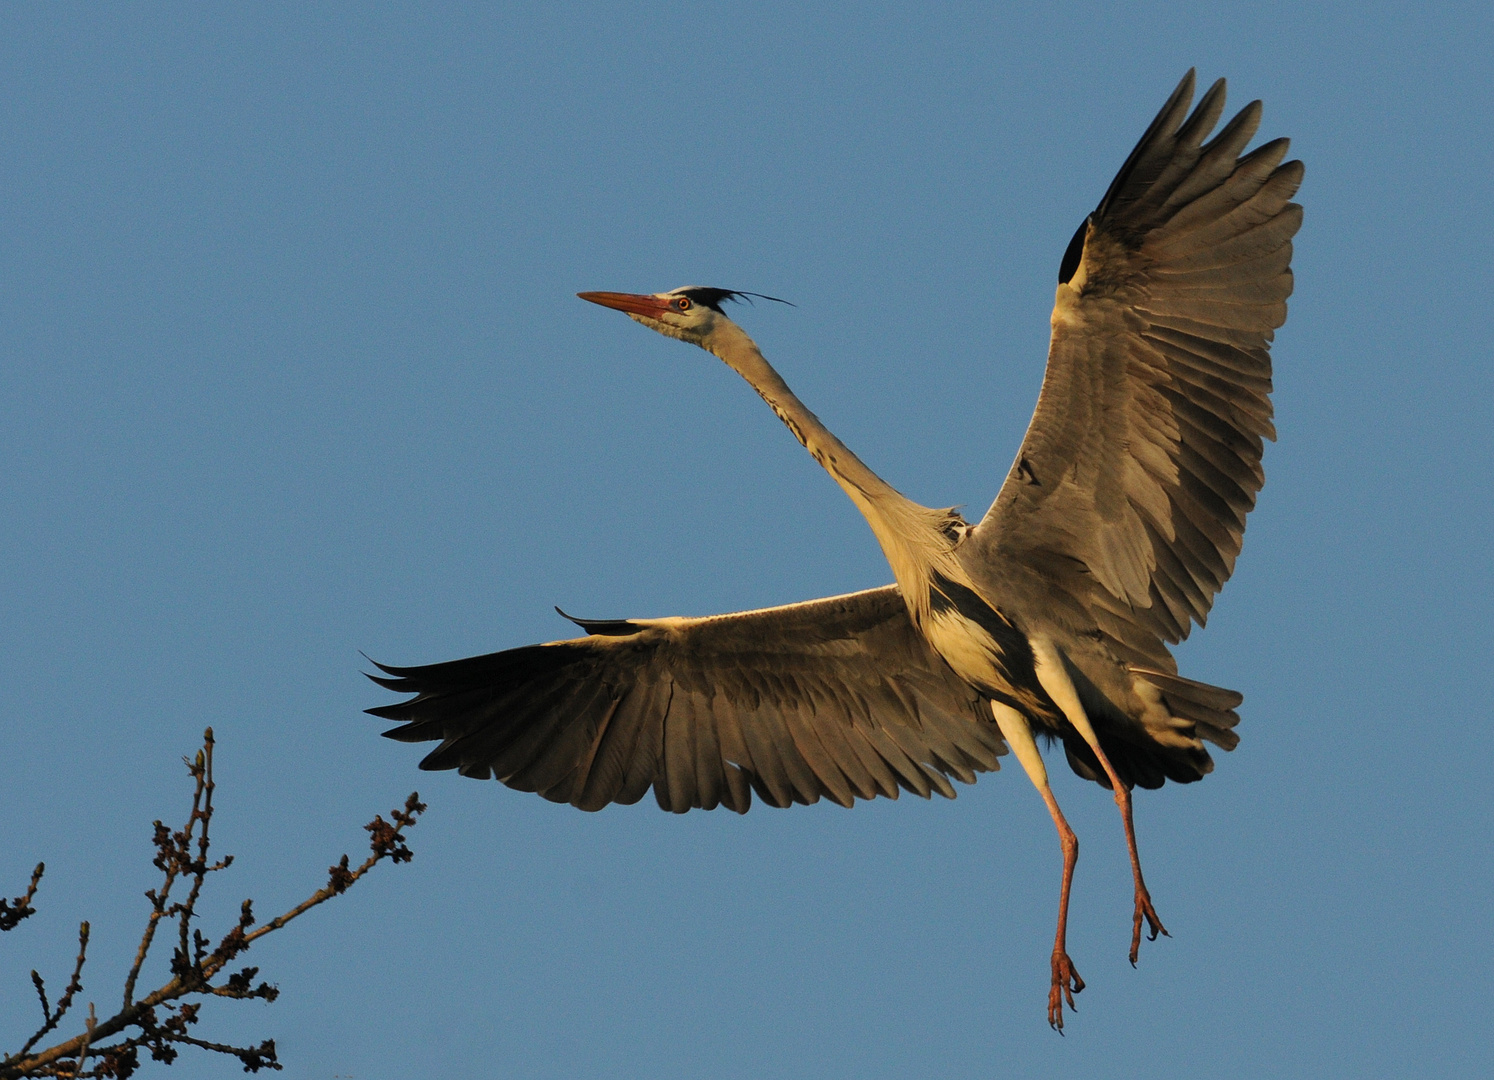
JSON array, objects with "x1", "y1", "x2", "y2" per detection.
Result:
[{"x1": 577, "y1": 291, "x2": 676, "y2": 318}]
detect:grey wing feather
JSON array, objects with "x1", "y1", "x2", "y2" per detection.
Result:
[
  {"x1": 969, "y1": 70, "x2": 1302, "y2": 664},
  {"x1": 368, "y1": 586, "x2": 1006, "y2": 813}
]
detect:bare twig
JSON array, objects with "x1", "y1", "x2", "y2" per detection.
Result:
[
  {"x1": 19, "y1": 923, "x2": 89, "y2": 1057},
  {"x1": 2, "y1": 728, "x2": 425, "y2": 1079},
  {"x1": 1, "y1": 865, "x2": 44, "y2": 933},
  {"x1": 122, "y1": 737, "x2": 226, "y2": 1010},
  {"x1": 71, "y1": 1006, "x2": 95, "y2": 1080}
]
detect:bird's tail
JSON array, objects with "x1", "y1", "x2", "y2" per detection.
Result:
[
  {"x1": 1131, "y1": 667, "x2": 1242, "y2": 751},
  {"x1": 1059, "y1": 667, "x2": 1242, "y2": 790}
]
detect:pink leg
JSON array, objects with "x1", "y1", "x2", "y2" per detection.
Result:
[
  {"x1": 989, "y1": 701, "x2": 1084, "y2": 1030},
  {"x1": 1035, "y1": 778, "x2": 1085, "y2": 1030},
  {"x1": 1090, "y1": 751, "x2": 1169, "y2": 964},
  {"x1": 1029, "y1": 638, "x2": 1169, "y2": 964}
]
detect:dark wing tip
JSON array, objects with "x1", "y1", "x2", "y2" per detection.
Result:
[
  {"x1": 364, "y1": 672, "x2": 409, "y2": 692},
  {"x1": 555, "y1": 606, "x2": 642, "y2": 637},
  {"x1": 1094, "y1": 69, "x2": 1202, "y2": 219},
  {"x1": 360, "y1": 650, "x2": 416, "y2": 678}
]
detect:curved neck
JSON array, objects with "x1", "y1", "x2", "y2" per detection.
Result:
[
  {"x1": 704, "y1": 318, "x2": 961, "y2": 612},
  {"x1": 709, "y1": 321, "x2": 896, "y2": 506}
]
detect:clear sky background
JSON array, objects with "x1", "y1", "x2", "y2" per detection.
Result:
[{"x1": 3, "y1": 3, "x2": 1490, "y2": 1078}]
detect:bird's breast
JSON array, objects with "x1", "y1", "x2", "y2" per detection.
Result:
[
  {"x1": 921, "y1": 572, "x2": 1053, "y2": 720},
  {"x1": 923, "y1": 607, "x2": 1007, "y2": 691}
]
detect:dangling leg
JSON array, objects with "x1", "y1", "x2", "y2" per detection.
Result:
[
  {"x1": 1029, "y1": 638, "x2": 1169, "y2": 965},
  {"x1": 990, "y1": 700, "x2": 1084, "y2": 1031}
]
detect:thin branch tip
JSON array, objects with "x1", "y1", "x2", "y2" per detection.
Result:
[{"x1": 1, "y1": 863, "x2": 45, "y2": 933}]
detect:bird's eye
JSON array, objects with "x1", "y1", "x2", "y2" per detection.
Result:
[{"x1": 675, "y1": 297, "x2": 691, "y2": 311}]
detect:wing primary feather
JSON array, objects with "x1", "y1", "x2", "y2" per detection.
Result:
[
  {"x1": 661, "y1": 676, "x2": 699, "y2": 813},
  {"x1": 682, "y1": 685, "x2": 725, "y2": 811},
  {"x1": 1094, "y1": 69, "x2": 1197, "y2": 223},
  {"x1": 780, "y1": 704, "x2": 856, "y2": 807},
  {"x1": 573, "y1": 695, "x2": 625, "y2": 811},
  {"x1": 805, "y1": 690, "x2": 885, "y2": 801},
  {"x1": 619, "y1": 679, "x2": 670, "y2": 807},
  {"x1": 733, "y1": 696, "x2": 798, "y2": 808}
]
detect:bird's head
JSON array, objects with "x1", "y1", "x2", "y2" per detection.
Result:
[{"x1": 577, "y1": 286, "x2": 788, "y2": 348}]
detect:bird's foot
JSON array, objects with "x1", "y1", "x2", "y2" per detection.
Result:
[
  {"x1": 1048, "y1": 950, "x2": 1084, "y2": 1032},
  {"x1": 1129, "y1": 887, "x2": 1169, "y2": 966}
]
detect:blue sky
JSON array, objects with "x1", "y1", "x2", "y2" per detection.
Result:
[{"x1": 2, "y1": 3, "x2": 1490, "y2": 1077}]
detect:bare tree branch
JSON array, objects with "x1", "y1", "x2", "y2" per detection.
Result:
[{"x1": 2, "y1": 728, "x2": 425, "y2": 1079}]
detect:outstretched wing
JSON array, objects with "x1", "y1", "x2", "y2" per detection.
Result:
[
  {"x1": 968, "y1": 71, "x2": 1302, "y2": 668},
  {"x1": 369, "y1": 586, "x2": 1006, "y2": 813}
]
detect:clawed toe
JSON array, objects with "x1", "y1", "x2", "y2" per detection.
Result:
[
  {"x1": 1048, "y1": 951, "x2": 1085, "y2": 1032},
  {"x1": 1129, "y1": 889, "x2": 1170, "y2": 966}
]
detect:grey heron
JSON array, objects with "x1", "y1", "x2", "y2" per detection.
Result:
[{"x1": 369, "y1": 70, "x2": 1302, "y2": 1030}]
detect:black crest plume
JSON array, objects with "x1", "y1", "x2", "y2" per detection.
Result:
[{"x1": 678, "y1": 287, "x2": 795, "y2": 313}]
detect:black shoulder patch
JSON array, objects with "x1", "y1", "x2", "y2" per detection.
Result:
[
  {"x1": 926, "y1": 572, "x2": 1047, "y2": 711},
  {"x1": 928, "y1": 573, "x2": 1023, "y2": 650},
  {"x1": 1058, "y1": 216, "x2": 1090, "y2": 285}
]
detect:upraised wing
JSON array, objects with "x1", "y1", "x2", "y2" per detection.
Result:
[
  {"x1": 370, "y1": 586, "x2": 1006, "y2": 813},
  {"x1": 968, "y1": 71, "x2": 1302, "y2": 669}
]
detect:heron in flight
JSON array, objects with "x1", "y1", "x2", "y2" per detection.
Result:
[{"x1": 370, "y1": 70, "x2": 1302, "y2": 1029}]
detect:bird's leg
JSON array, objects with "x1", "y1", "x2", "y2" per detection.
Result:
[
  {"x1": 1111, "y1": 770, "x2": 1165, "y2": 963},
  {"x1": 1030, "y1": 639, "x2": 1169, "y2": 965},
  {"x1": 990, "y1": 701, "x2": 1084, "y2": 1031}
]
